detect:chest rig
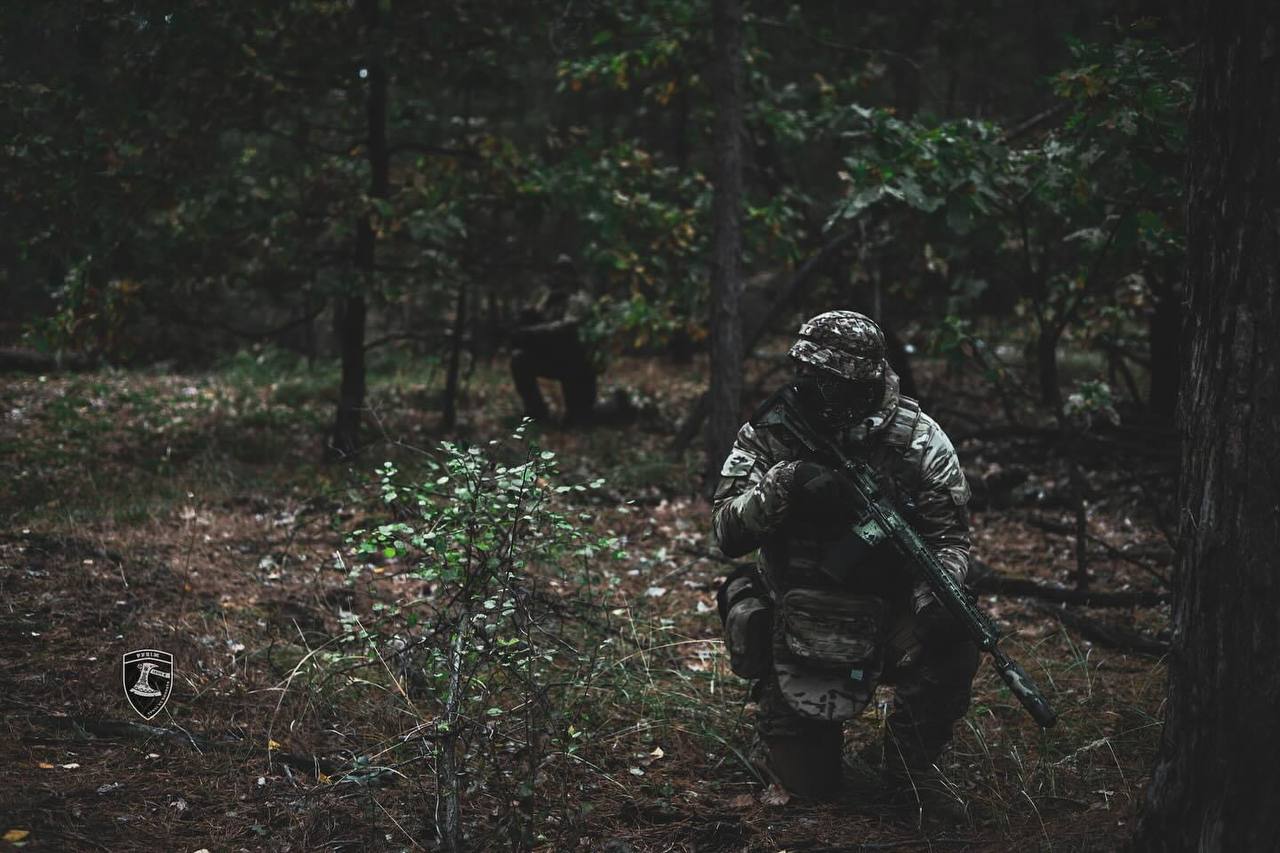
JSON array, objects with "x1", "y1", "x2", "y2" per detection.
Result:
[{"x1": 749, "y1": 391, "x2": 925, "y2": 720}]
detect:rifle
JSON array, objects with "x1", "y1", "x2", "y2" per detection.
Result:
[{"x1": 763, "y1": 388, "x2": 1058, "y2": 729}]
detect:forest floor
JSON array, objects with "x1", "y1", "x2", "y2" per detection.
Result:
[{"x1": 0, "y1": 345, "x2": 1175, "y2": 852}]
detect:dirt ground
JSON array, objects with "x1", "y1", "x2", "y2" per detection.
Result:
[{"x1": 0, "y1": 351, "x2": 1172, "y2": 851}]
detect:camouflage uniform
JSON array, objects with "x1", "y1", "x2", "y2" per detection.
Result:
[
  {"x1": 712, "y1": 311, "x2": 978, "y2": 799},
  {"x1": 510, "y1": 267, "x2": 597, "y2": 425}
]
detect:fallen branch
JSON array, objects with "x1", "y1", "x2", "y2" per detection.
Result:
[
  {"x1": 1033, "y1": 603, "x2": 1170, "y2": 657},
  {"x1": 0, "y1": 347, "x2": 95, "y2": 373},
  {"x1": 687, "y1": 549, "x2": 1167, "y2": 607},
  {"x1": 363, "y1": 331, "x2": 443, "y2": 352},
  {"x1": 686, "y1": 547, "x2": 1168, "y2": 607},
  {"x1": 969, "y1": 568, "x2": 1169, "y2": 607},
  {"x1": 1020, "y1": 513, "x2": 1172, "y2": 587}
]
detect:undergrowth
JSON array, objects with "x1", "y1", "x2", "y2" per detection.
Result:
[{"x1": 0, "y1": 350, "x2": 1168, "y2": 851}]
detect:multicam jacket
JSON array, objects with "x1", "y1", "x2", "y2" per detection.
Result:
[
  {"x1": 713, "y1": 367, "x2": 971, "y2": 602},
  {"x1": 711, "y1": 368, "x2": 972, "y2": 719},
  {"x1": 516, "y1": 285, "x2": 593, "y2": 336}
]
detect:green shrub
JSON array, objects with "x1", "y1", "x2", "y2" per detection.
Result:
[{"x1": 350, "y1": 422, "x2": 623, "y2": 849}]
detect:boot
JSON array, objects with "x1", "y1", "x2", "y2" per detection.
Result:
[
  {"x1": 840, "y1": 742, "x2": 884, "y2": 795},
  {"x1": 749, "y1": 734, "x2": 842, "y2": 801},
  {"x1": 882, "y1": 747, "x2": 969, "y2": 830}
]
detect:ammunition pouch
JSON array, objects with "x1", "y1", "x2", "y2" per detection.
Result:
[
  {"x1": 779, "y1": 588, "x2": 887, "y2": 668},
  {"x1": 717, "y1": 564, "x2": 773, "y2": 679}
]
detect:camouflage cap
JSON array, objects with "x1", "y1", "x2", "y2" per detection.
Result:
[{"x1": 788, "y1": 310, "x2": 887, "y2": 382}]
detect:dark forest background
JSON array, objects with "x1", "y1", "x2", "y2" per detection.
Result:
[
  {"x1": 2, "y1": 1, "x2": 1277, "y2": 851},
  {"x1": 4, "y1": 0, "x2": 1193, "y2": 437}
]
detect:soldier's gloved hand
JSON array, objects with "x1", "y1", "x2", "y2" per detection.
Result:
[
  {"x1": 790, "y1": 461, "x2": 859, "y2": 525},
  {"x1": 914, "y1": 598, "x2": 967, "y2": 645}
]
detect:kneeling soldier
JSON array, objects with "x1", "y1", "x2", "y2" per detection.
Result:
[{"x1": 712, "y1": 310, "x2": 977, "y2": 827}]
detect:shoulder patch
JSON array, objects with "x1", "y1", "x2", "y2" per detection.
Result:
[{"x1": 720, "y1": 447, "x2": 758, "y2": 477}]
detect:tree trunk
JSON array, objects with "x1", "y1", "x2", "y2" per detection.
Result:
[
  {"x1": 484, "y1": 291, "x2": 499, "y2": 364},
  {"x1": 330, "y1": 292, "x2": 367, "y2": 458},
  {"x1": 1147, "y1": 270, "x2": 1181, "y2": 421},
  {"x1": 703, "y1": 0, "x2": 746, "y2": 486},
  {"x1": 672, "y1": 229, "x2": 857, "y2": 453},
  {"x1": 1036, "y1": 323, "x2": 1062, "y2": 411},
  {"x1": 671, "y1": 61, "x2": 690, "y2": 171},
  {"x1": 888, "y1": 0, "x2": 935, "y2": 117},
  {"x1": 1133, "y1": 5, "x2": 1280, "y2": 850},
  {"x1": 328, "y1": 0, "x2": 388, "y2": 459},
  {"x1": 442, "y1": 280, "x2": 466, "y2": 430},
  {"x1": 302, "y1": 289, "x2": 317, "y2": 367},
  {"x1": 1069, "y1": 446, "x2": 1090, "y2": 592},
  {"x1": 439, "y1": 623, "x2": 466, "y2": 853}
]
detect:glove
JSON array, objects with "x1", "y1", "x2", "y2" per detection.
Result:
[
  {"x1": 790, "y1": 461, "x2": 860, "y2": 526},
  {"x1": 914, "y1": 598, "x2": 967, "y2": 645}
]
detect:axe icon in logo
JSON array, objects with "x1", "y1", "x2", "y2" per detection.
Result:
[{"x1": 122, "y1": 649, "x2": 173, "y2": 720}]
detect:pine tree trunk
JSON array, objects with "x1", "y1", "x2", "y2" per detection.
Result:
[
  {"x1": 1133, "y1": 5, "x2": 1280, "y2": 849},
  {"x1": 330, "y1": 291, "x2": 367, "y2": 458},
  {"x1": 328, "y1": 0, "x2": 388, "y2": 459},
  {"x1": 704, "y1": 0, "x2": 746, "y2": 487},
  {"x1": 442, "y1": 280, "x2": 466, "y2": 430},
  {"x1": 671, "y1": 61, "x2": 690, "y2": 171},
  {"x1": 888, "y1": 0, "x2": 933, "y2": 117},
  {"x1": 1147, "y1": 272, "x2": 1181, "y2": 421},
  {"x1": 1036, "y1": 323, "x2": 1062, "y2": 411}
]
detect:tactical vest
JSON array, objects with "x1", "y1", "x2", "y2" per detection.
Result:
[{"x1": 720, "y1": 394, "x2": 928, "y2": 721}]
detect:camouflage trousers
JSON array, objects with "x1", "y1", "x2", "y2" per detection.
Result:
[
  {"x1": 510, "y1": 330, "x2": 596, "y2": 424},
  {"x1": 755, "y1": 636, "x2": 979, "y2": 798}
]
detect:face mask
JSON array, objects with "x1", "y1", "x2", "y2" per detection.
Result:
[{"x1": 793, "y1": 368, "x2": 885, "y2": 432}]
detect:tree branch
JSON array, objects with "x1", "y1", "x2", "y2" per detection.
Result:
[
  {"x1": 970, "y1": 570, "x2": 1169, "y2": 607},
  {"x1": 387, "y1": 142, "x2": 482, "y2": 160},
  {"x1": 999, "y1": 102, "x2": 1071, "y2": 144},
  {"x1": 1033, "y1": 603, "x2": 1170, "y2": 657},
  {"x1": 1019, "y1": 513, "x2": 1172, "y2": 587},
  {"x1": 750, "y1": 17, "x2": 924, "y2": 70}
]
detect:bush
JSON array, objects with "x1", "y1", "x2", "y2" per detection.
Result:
[{"x1": 350, "y1": 422, "x2": 624, "y2": 849}]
